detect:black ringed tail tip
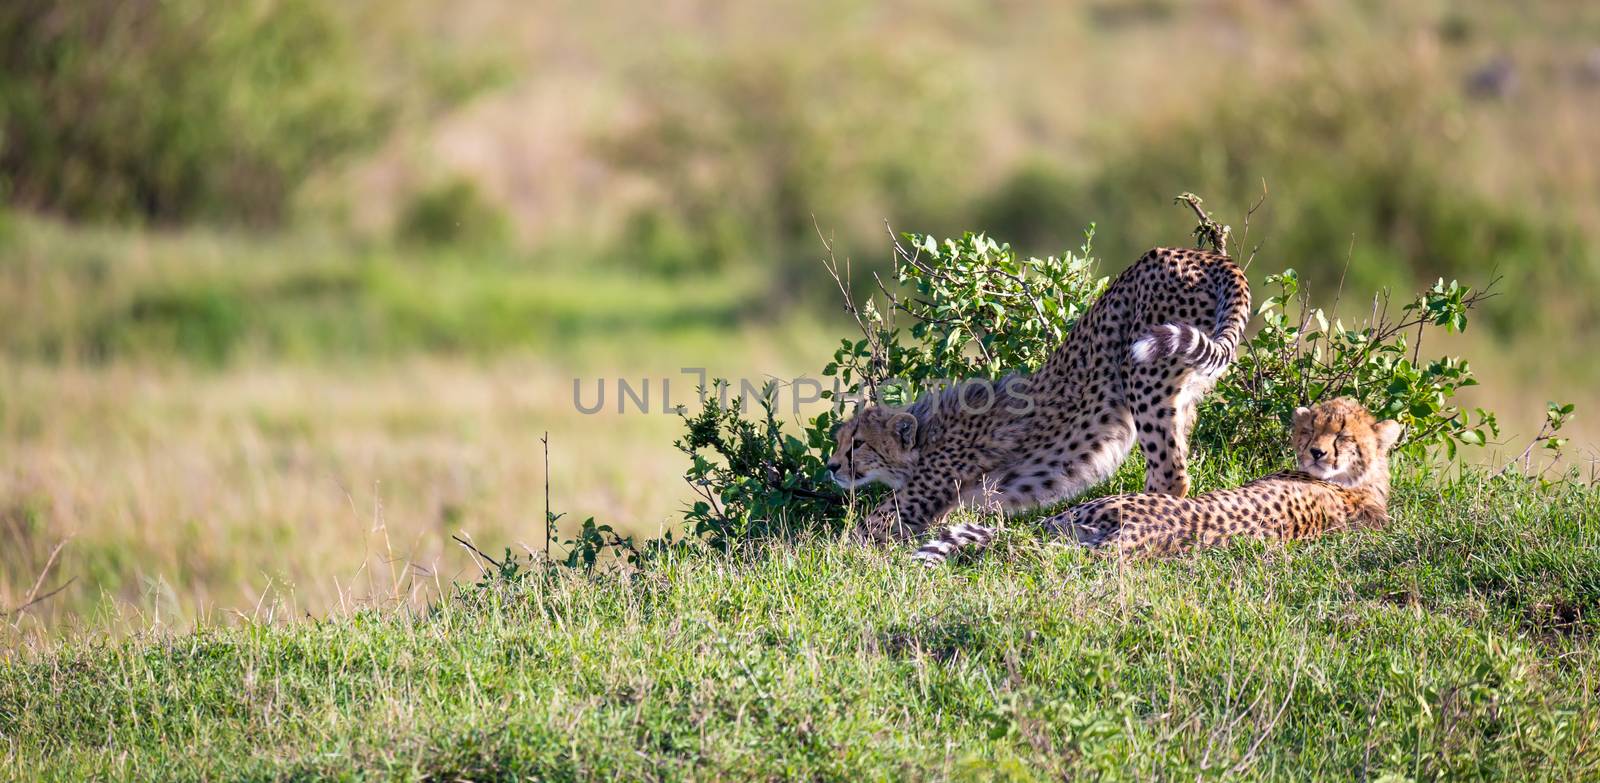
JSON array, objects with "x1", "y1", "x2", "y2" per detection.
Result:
[{"x1": 913, "y1": 522, "x2": 997, "y2": 566}]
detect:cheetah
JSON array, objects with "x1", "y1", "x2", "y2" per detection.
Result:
[
  {"x1": 914, "y1": 398, "x2": 1402, "y2": 564},
  {"x1": 827, "y1": 247, "x2": 1251, "y2": 542}
]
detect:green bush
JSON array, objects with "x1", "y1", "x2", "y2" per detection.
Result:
[
  {"x1": 1198, "y1": 269, "x2": 1499, "y2": 468},
  {"x1": 0, "y1": 0, "x2": 394, "y2": 224}
]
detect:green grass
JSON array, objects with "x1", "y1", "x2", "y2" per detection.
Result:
[{"x1": 5, "y1": 469, "x2": 1597, "y2": 780}]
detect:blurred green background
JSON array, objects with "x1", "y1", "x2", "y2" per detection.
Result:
[{"x1": 3, "y1": 0, "x2": 1599, "y2": 634}]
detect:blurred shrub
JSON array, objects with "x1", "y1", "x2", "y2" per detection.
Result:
[
  {"x1": 977, "y1": 73, "x2": 1596, "y2": 334},
  {"x1": 975, "y1": 160, "x2": 1082, "y2": 254},
  {"x1": 396, "y1": 178, "x2": 512, "y2": 251},
  {"x1": 612, "y1": 207, "x2": 745, "y2": 277},
  {"x1": 0, "y1": 0, "x2": 395, "y2": 225},
  {"x1": 103, "y1": 286, "x2": 248, "y2": 367},
  {"x1": 597, "y1": 45, "x2": 972, "y2": 288}
]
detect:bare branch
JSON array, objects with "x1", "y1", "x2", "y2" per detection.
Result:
[
  {"x1": 4, "y1": 577, "x2": 77, "y2": 618},
  {"x1": 1240, "y1": 180, "x2": 1269, "y2": 271},
  {"x1": 451, "y1": 534, "x2": 504, "y2": 573},
  {"x1": 819, "y1": 216, "x2": 886, "y2": 403},
  {"x1": 542, "y1": 431, "x2": 553, "y2": 557},
  {"x1": 23, "y1": 537, "x2": 70, "y2": 606}
]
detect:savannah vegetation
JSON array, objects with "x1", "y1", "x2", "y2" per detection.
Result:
[{"x1": 4, "y1": 1, "x2": 1600, "y2": 778}]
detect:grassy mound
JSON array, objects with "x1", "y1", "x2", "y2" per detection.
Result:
[{"x1": 4, "y1": 471, "x2": 1597, "y2": 780}]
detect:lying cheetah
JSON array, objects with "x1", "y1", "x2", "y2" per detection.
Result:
[
  {"x1": 827, "y1": 247, "x2": 1251, "y2": 541},
  {"x1": 914, "y1": 398, "x2": 1401, "y2": 563}
]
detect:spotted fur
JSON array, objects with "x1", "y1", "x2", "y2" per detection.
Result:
[
  {"x1": 829, "y1": 247, "x2": 1251, "y2": 542},
  {"x1": 914, "y1": 398, "x2": 1402, "y2": 564}
]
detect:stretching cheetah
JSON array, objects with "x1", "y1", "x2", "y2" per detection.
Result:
[
  {"x1": 914, "y1": 398, "x2": 1402, "y2": 563},
  {"x1": 827, "y1": 247, "x2": 1251, "y2": 541}
]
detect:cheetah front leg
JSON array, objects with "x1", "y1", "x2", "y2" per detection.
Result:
[{"x1": 854, "y1": 476, "x2": 958, "y2": 543}]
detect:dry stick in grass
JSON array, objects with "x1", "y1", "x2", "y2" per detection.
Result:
[
  {"x1": 452, "y1": 534, "x2": 504, "y2": 574},
  {"x1": 1229, "y1": 644, "x2": 1307, "y2": 776},
  {"x1": 4, "y1": 538, "x2": 73, "y2": 618},
  {"x1": 23, "y1": 537, "x2": 68, "y2": 604},
  {"x1": 3, "y1": 577, "x2": 77, "y2": 619},
  {"x1": 542, "y1": 431, "x2": 552, "y2": 558},
  {"x1": 1495, "y1": 417, "x2": 1565, "y2": 478}
]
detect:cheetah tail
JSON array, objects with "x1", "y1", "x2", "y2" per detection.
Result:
[
  {"x1": 1129, "y1": 323, "x2": 1232, "y2": 374},
  {"x1": 1130, "y1": 265, "x2": 1251, "y2": 376},
  {"x1": 911, "y1": 522, "x2": 997, "y2": 566}
]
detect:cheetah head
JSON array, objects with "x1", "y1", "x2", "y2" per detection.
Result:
[
  {"x1": 825, "y1": 406, "x2": 920, "y2": 490},
  {"x1": 1292, "y1": 398, "x2": 1402, "y2": 487}
]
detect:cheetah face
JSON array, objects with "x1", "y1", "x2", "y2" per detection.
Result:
[
  {"x1": 825, "y1": 407, "x2": 919, "y2": 490},
  {"x1": 1293, "y1": 398, "x2": 1402, "y2": 485}
]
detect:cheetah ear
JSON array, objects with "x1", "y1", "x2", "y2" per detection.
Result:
[
  {"x1": 890, "y1": 412, "x2": 918, "y2": 451},
  {"x1": 1375, "y1": 420, "x2": 1403, "y2": 451},
  {"x1": 1292, "y1": 406, "x2": 1312, "y2": 426}
]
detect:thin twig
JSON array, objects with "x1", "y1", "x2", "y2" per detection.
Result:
[
  {"x1": 451, "y1": 534, "x2": 504, "y2": 573},
  {"x1": 542, "y1": 431, "x2": 552, "y2": 557},
  {"x1": 1412, "y1": 309, "x2": 1426, "y2": 365},
  {"x1": 1495, "y1": 418, "x2": 1559, "y2": 478},
  {"x1": 1331, "y1": 233, "x2": 1355, "y2": 317},
  {"x1": 818, "y1": 216, "x2": 885, "y2": 403},
  {"x1": 23, "y1": 537, "x2": 70, "y2": 606},
  {"x1": 3, "y1": 576, "x2": 77, "y2": 618},
  {"x1": 1240, "y1": 180, "x2": 1269, "y2": 271}
]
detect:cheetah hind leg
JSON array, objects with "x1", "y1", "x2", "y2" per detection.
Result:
[
  {"x1": 1168, "y1": 372, "x2": 1214, "y2": 488},
  {"x1": 1042, "y1": 510, "x2": 1118, "y2": 548},
  {"x1": 1134, "y1": 407, "x2": 1191, "y2": 497},
  {"x1": 1178, "y1": 372, "x2": 1214, "y2": 443},
  {"x1": 1133, "y1": 365, "x2": 1213, "y2": 497}
]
